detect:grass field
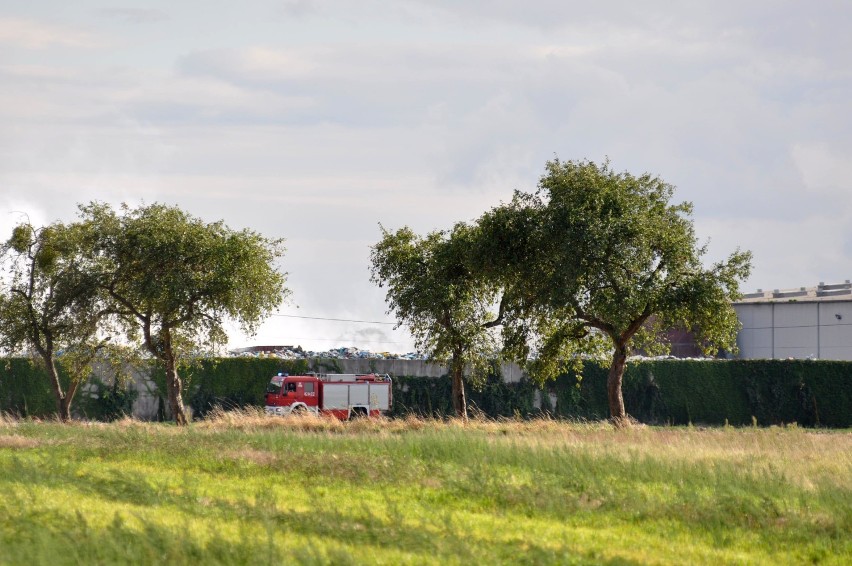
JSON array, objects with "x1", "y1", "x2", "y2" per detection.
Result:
[{"x1": 0, "y1": 412, "x2": 849, "y2": 565}]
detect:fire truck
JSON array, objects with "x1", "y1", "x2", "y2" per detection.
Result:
[{"x1": 264, "y1": 372, "x2": 392, "y2": 420}]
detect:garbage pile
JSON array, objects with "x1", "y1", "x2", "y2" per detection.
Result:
[
  {"x1": 228, "y1": 345, "x2": 429, "y2": 361},
  {"x1": 228, "y1": 346, "x2": 718, "y2": 362}
]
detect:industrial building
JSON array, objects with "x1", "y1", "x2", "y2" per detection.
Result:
[{"x1": 733, "y1": 281, "x2": 852, "y2": 360}]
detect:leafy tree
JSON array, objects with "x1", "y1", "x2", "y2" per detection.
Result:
[
  {"x1": 0, "y1": 221, "x2": 109, "y2": 421},
  {"x1": 370, "y1": 224, "x2": 498, "y2": 419},
  {"x1": 80, "y1": 202, "x2": 289, "y2": 425},
  {"x1": 475, "y1": 159, "x2": 752, "y2": 425}
]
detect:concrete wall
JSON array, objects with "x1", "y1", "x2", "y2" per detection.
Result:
[
  {"x1": 734, "y1": 300, "x2": 852, "y2": 360},
  {"x1": 325, "y1": 358, "x2": 526, "y2": 383}
]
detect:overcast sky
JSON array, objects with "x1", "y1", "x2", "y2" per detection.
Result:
[{"x1": 1, "y1": 1, "x2": 850, "y2": 353}]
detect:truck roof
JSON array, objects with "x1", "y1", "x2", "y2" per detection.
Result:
[{"x1": 273, "y1": 373, "x2": 390, "y2": 382}]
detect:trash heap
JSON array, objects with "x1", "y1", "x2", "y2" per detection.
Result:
[
  {"x1": 228, "y1": 345, "x2": 429, "y2": 360},
  {"x1": 227, "y1": 347, "x2": 717, "y2": 362}
]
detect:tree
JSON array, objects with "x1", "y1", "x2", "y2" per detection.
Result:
[
  {"x1": 0, "y1": 220, "x2": 109, "y2": 421},
  {"x1": 370, "y1": 224, "x2": 498, "y2": 419},
  {"x1": 476, "y1": 159, "x2": 752, "y2": 426},
  {"x1": 80, "y1": 202, "x2": 289, "y2": 425}
]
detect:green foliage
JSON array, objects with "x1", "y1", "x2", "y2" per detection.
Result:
[
  {"x1": 0, "y1": 358, "x2": 56, "y2": 417},
  {"x1": 77, "y1": 377, "x2": 139, "y2": 422},
  {"x1": 390, "y1": 375, "x2": 455, "y2": 417},
  {"x1": 8, "y1": 225, "x2": 32, "y2": 254},
  {"x1": 80, "y1": 202, "x2": 289, "y2": 351},
  {"x1": 312, "y1": 357, "x2": 343, "y2": 374},
  {"x1": 0, "y1": 220, "x2": 109, "y2": 419},
  {"x1": 549, "y1": 359, "x2": 852, "y2": 427},
  {"x1": 473, "y1": 159, "x2": 752, "y2": 421},
  {"x1": 79, "y1": 201, "x2": 290, "y2": 423},
  {"x1": 370, "y1": 224, "x2": 498, "y2": 374},
  {"x1": 185, "y1": 358, "x2": 310, "y2": 418},
  {"x1": 469, "y1": 374, "x2": 540, "y2": 417},
  {"x1": 390, "y1": 367, "x2": 542, "y2": 418},
  {"x1": 370, "y1": 223, "x2": 500, "y2": 416},
  {"x1": 2, "y1": 355, "x2": 849, "y2": 427},
  {"x1": 0, "y1": 356, "x2": 140, "y2": 420}
]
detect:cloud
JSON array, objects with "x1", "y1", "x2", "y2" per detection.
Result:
[
  {"x1": 277, "y1": 1, "x2": 321, "y2": 19},
  {"x1": 0, "y1": 17, "x2": 102, "y2": 49},
  {"x1": 99, "y1": 9, "x2": 169, "y2": 24},
  {"x1": 698, "y1": 213, "x2": 852, "y2": 292},
  {"x1": 166, "y1": 16, "x2": 850, "y2": 218},
  {"x1": 1, "y1": 0, "x2": 850, "y2": 351},
  {"x1": 791, "y1": 143, "x2": 852, "y2": 197}
]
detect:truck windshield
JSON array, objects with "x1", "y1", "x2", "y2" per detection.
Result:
[{"x1": 266, "y1": 379, "x2": 283, "y2": 394}]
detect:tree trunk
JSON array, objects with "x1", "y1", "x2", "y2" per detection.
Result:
[
  {"x1": 450, "y1": 356, "x2": 468, "y2": 421},
  {"x1": 164, "y1": 360, "x2": 188, "y2": 425},
  {"x1": 161, "y1": 337, "x2": 188, "y2": 426},
  {"x1": 58, "y1": 396, "x2": 72, "y2": 422},
  {"x1": 607, "y1": 344, "x2": 629, "y2": 427},
  {"x1": 43, "y1": 357, "x2": 71, "y2": 422}
]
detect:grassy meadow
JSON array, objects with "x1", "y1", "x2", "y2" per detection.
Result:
[{"x1": 0, "y1": 412, "x2": 849, "y2": 565}]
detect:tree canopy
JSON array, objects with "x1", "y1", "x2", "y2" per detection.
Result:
[
  {"x1": 0, "y1": 220, "x2": 109, "y2": 420},
  {"x1": 80, "y1": 202, "x2": 289, "y2": 424},
  {"x1": 476, "y1": 159, "x2": 752, "y2": 424},
  {"x1": 370, "y1": 223, "x2": 499, "y2": 419}
]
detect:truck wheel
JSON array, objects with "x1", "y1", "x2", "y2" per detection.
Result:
[
  {"x1": 349, "y1": 407, "x2": 368, "y2": 420},
  {"x1": 293, "y1": 405, "x2": 307, "y2": 416}
]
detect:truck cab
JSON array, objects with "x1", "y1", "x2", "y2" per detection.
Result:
[{"x1": 265, "y1": 373, "x2": 319, "y2": 416}]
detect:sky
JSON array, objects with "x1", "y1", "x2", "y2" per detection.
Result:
[{"x1": 1, "y1": 1, "x2": 851, "y2": 353}]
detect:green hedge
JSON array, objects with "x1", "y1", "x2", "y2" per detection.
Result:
[
  {"x1": 551, "y1": 359, "x2": 852, "y2": 427},
  {"x1": 181, "y1": 358, "x2": 311, "y2": 418},
  {"x1": 2, "y1": 357, "x2": 850, "y2": 427},
  {"x1": 387, "y1": 359, "x2": 852, "y2": 427},
  {"x1": 0, "y1": 358, "x2": 141, "y2": 420},
  {"x1": 390, "y1": 373, "x2": 541, "y2": 418},
  {"x1": 0, "y1": 358, "x2": 56, "y2": 418},
  {"x1": 184, "y1": 361, "x2": 541, "y2": 419}
]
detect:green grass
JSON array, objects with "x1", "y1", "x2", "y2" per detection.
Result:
[{"x1": 0, "y1": 412, "x2": 849, "y2": 565}]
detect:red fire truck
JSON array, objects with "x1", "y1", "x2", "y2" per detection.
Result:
[{"x1": 264, "y1": 372, "x2": 392, "y2": 420}]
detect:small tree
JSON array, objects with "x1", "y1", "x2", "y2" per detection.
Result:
[
  {"x1": 370, "y1": 224, "x2": 498, "y2": 419},
  {"x1": 81, "y1": 202, "x2": 289, "y2": 425},
  {"x1": 477, "y1": 159, "x2": 752, "y2": 426},
  {"x1": 0, "y1": 221, "x2": 109, "y2": 421}
]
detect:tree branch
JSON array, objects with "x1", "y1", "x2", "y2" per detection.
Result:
[
  {"x1": 482, "y1": 293, "x2": 507, "y2": 329},
  {"x1": 619, "y1": 303, "x2": 654, "y2": 346}
]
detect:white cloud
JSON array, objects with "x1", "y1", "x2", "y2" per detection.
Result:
[
  {"x1": 0, "y1": 0, "x2": 851, "y2": 349},
  {"x1": 698, "y1": 213, "x2": 852, "y2": 293},
  {"x1": 0, "y1": 17, "x2": 102, "y2": 49},
  {"x1": 791, "y1": 143, "x2": 852, "y2": 196},
  {"x1": 99, "y1": 9, "x2": 169, "y2": 25}
]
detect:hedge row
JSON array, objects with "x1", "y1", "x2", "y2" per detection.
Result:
[
  {"x1": 1, "y1": 358, "x2": 850, "y2": 427},
  {"x1": 0, "y1": 358, "x2": 57, "y2": 418},
  {"x1": 552, "y1": 359, "x2": 852, "y2": 427},
  {"x1": 0, "y1": 359, "x2": 138, "y2": 421},
  {"x1": 378, "y1": 360, "x2": 851, "y2": 427},
  {"x1": 183, "y1": 358, "x2": 852, "y2": 426}
]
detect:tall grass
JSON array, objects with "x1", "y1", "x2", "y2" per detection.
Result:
[{"x1": 0, "y1": 413, "x2": 849, "y2": 565}]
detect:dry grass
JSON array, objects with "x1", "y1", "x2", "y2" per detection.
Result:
[
  {"x1": 1, "y1": 411, "x2": 849, "y2": 564},
  {"x1": 0, "y1": 434, "x2": 41, "y2": 449},
  {"x1": 4, "y1": 408, "x2": 850, "y2": 493},
  {"x1": 191, "y1": 408, "x2": 852, "y2": 492},
  {"x1": 220, "y1": 447, "x2": 279, "y2": 466},
  {"x1": 196, "y1": 406, "x2": 454, "y2": 434}
]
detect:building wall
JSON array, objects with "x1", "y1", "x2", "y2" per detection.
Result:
[{"x1": 734, "y1": 300, "x2": 852, "y2": 360}]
